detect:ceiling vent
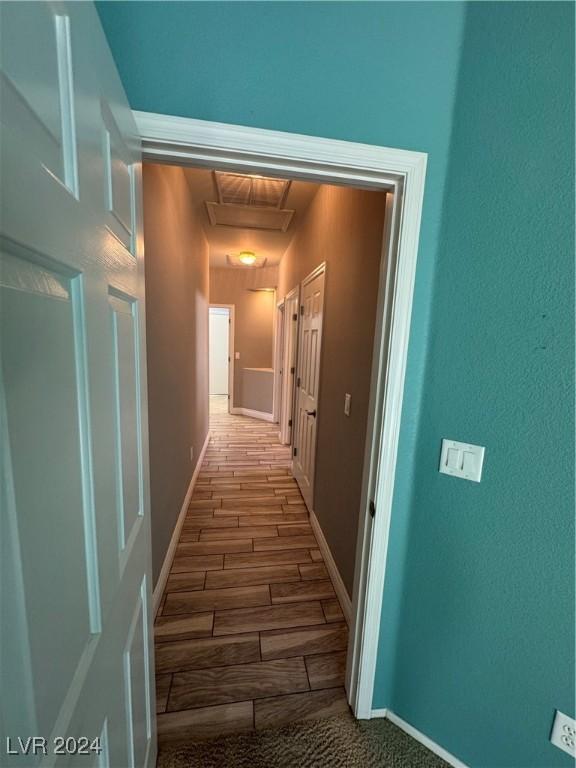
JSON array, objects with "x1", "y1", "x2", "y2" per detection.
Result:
[{"x1": 206, "y1": 171, "x2": 295, "y2": 232}]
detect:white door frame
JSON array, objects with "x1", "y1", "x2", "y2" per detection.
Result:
[
  {"x1": 279, "y1": 285, "x2": 300, "y2": 445},
  {"x1": 209, "y1": 304, "x2": 235, "y2": 412},
  {"x1": 134, "y1": 110, "x2": 427, "y2": 719},
  {"x1": 273, "y1": 299, "x2": 284, "y2": 426}
]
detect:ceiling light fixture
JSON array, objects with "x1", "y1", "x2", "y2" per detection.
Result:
[
  {"x1": 238, "y1": 251, "x2": 257, "y2": 265},
  {"x1": 226, "y1": 252, "x2": 267, "y2": 268}
]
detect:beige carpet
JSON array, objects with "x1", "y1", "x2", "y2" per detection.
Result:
[{"x1": 157, "y1": 712, "x2": 449, "y2": 768}]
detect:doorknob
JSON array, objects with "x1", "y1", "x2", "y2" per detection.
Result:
[{"x1": 306, "y1": 409, "x2": 317, "y2": 418}]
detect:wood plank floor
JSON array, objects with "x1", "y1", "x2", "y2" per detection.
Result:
[{"x1": 155, "y1": 408, "x2": 349, "y2": 745}]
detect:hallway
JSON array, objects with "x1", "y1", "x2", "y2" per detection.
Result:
[{"x1": 155, "y1": 410, "x2": 350, "y2": 747}]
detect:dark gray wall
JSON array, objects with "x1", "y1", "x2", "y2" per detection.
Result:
[{"x1": 143, "y1": 162, "x2": 209, "y2": 585}]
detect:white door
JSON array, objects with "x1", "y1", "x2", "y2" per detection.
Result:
[
  {"x1": 1, "y1": 3, "x2": 155, "y2": 767},
  {"x1": 293, "y1": 266, "x2": 325, "y2": 510},
  {"x1": 209, "y1": 307, "x2": 230, "y2": 395},
  {"x1": 280, "y1": 287, "x2": 300, "y2": 445}
]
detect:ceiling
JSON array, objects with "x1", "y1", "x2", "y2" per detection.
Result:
[{"x1": 183, "y1": 167, "x2": 319, "y2": 267}]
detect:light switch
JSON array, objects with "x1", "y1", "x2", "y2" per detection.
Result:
[
  {"x1": 235, "y1": 351, "x2": 240, "y2": 360},
  {"x1": 439, "y1": 439, "x2": 485, "y2": 482},
  {"x1": 446, "y1": 447, "x2": 461, "y2": 469},
  {"x1": 344, "y1": 393, "x2": 352, "y2": 416}
]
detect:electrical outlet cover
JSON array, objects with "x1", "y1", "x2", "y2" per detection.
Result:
[{"x1": 550, "y1": 710, "x2": 576, "y2": 757}]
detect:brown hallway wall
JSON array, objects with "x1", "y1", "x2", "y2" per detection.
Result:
[
  {"x1": 143, "y1": 163, "x2": 210, "y2": 585},
  {"x1": 210, "y1": 266, "x2": 278, "y2": 413},
  {"x1": 278, "y1": 185, "x2": 387, "y2": 595}
]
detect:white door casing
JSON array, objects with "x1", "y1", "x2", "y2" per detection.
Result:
[
  {"x1": 279, "y1": 286, "x2": 300, "y2": 445},
  {"x1": 132, "y1": 111, "x2": 427, "y2": 720},
  {"x1": 0, "y1": 3, "x2": 155, "y2": 766},
  {"x1": 209, "y1": 307, "x2": 230, "y2": 396},
  {"x1": 292, "y1": 265, "x2": 325, "y2": 511},
  {"x1": 272, "y1": 301, "x2": 284, "y2": 426},
  {"x1": 209, "y1": 303, "x2": 235, "y2": 410}
]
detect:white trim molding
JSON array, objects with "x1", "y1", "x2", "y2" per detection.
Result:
[
  {"x1": 371, "y1": 708, "x2": 388, "y2": 718},
  {"x1": 272, "y1": 295, "x2": 283, "y2": 425},
  {"x1": 133, "y1": 111, "x2": 424, "y2": 190},
  {"x1": 230, "y1": 406, "x2": 275, "y2": 423},
  {"x1": 383, "y1": 711, "x2": 469, "y2": 768},
  {"x1": 134, "y1": 110, "x2": 427, "y2": 723},
  {"x1": 309, "y1": 509, "x2": 352, "y2": 625},
  {"x1": 209, "y1": 303, "x2": 235, "y2": 412},
  {"x1": 152, "y1": 429, "x2": 211, "y2": 617}
]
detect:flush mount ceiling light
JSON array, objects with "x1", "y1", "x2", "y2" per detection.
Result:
[
  {"x1": 226, "y1": 252, "x2": 268, "y2": 268},
  {"x1": 239, "y1": 251, "x2": 256, "y2": 265}
]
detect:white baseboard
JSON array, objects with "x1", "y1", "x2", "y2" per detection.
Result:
[
  {"x1": 152, "y1": 429, "x2": 211, "y2": 617},
  {"x1": 230, "y1": 406, "x2": 275, "y2": 423},
  {"x1": 371, "y1": 708, "x2": 388, "y2": 718},
  {"x1": 382, "y1": 710, "x2": 468, "y2": 768},
  {"x1": 308, "y1": 508, "x2": 352, "y2": 625}
]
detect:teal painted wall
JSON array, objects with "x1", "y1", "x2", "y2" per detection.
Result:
[
  {"x1": 96, "y1": 2, "x2": 574, "y2": 765},
  {"x1": 375, "y1": 4, "x2": 575, "y2": 767}
]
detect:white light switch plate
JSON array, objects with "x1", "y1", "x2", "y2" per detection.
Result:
[
  {"x1": 550, "y1": 710, "x2": 576, "y2": 757},
  {"x1": 439, "y1": 439, "x2": 485, "y2": 482},
  {"x1": 235, "y1": 351, "x2": 240, "y2": 360}
]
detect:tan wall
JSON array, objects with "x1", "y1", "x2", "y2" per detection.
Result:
[
  {"x1": 279, "y1": 185, "x2": 387, "y2": 595},
  {"x1": 210, "y1": 266, "x2": 278, "y2": 413},
  {"x1": 143, "y1": 163, "x2": 209, "y2": 585}
]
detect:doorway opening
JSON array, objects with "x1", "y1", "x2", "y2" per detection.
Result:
[
  {"x1": 139, "y1": 114, "x2": 427, "y2": 742},
  {"x1": 147, "y1": 161, "x2": 391, "y2": 743},
  {"x1": 209, "y1": 304, "x2": 233, "y2": 415}
]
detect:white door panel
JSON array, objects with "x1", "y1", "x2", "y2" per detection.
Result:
[
  {"x1": 1, "y1": 3, "x2": 155, "y2": 766},
  {"x1": 293, "y1": 266, "x2": 325, "y2": 510}
]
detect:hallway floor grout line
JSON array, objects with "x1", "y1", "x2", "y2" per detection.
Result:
[{"x1": 154, "y1": 406, "x2": 350, "y2": 746}]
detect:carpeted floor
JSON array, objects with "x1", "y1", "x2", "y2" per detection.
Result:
[{"x1": 157, "y1": 711, "x2": 449, "y2": 768}]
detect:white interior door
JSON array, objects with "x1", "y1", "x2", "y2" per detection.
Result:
[
  {"x1": 209, "y1": 307, "x2": 230, "y2": 395},
  {"x1": 293, "y1": 266, "x2": 325, "y2": 510},
  {"x1": 1, "y1": 3, "x2": 155, "y2": 766},
  {"x1": 280, "y1": 287, "x2": 300, "y2": 445}
]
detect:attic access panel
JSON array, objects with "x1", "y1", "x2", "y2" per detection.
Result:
[
  {"x1": 205, "y1": 202, "x2": 294, "y2": 232},
  {"x1": 206, "y1": 171, "x2": 295, "y2": 232},
  {"x1": 214, "y1": 171, "x2": 290, "y2": 208}
]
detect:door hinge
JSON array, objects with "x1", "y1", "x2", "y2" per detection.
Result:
[
  {"x1": 369, "y1": 500, "x2": 376, "y2": 518},
  {"x1": 300, "y1": 305, "x2": 304, "y2": 316},
  {"x1": 296, "y1": 377, "x2": 301, "y2": 387},
  {"x1": 292, "y1": 313, "x2": 298, "y2": 321},
  {"x1": 288, "y1": 418, "x2": 292, "y2": 427},
  {"x1": 293, "y1": 447, "x2": 298, "y2": 457}
]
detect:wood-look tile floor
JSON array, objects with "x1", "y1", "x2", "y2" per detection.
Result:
[{"x1": 155, "y1": 410, "x2": 349, "y2": 746}]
